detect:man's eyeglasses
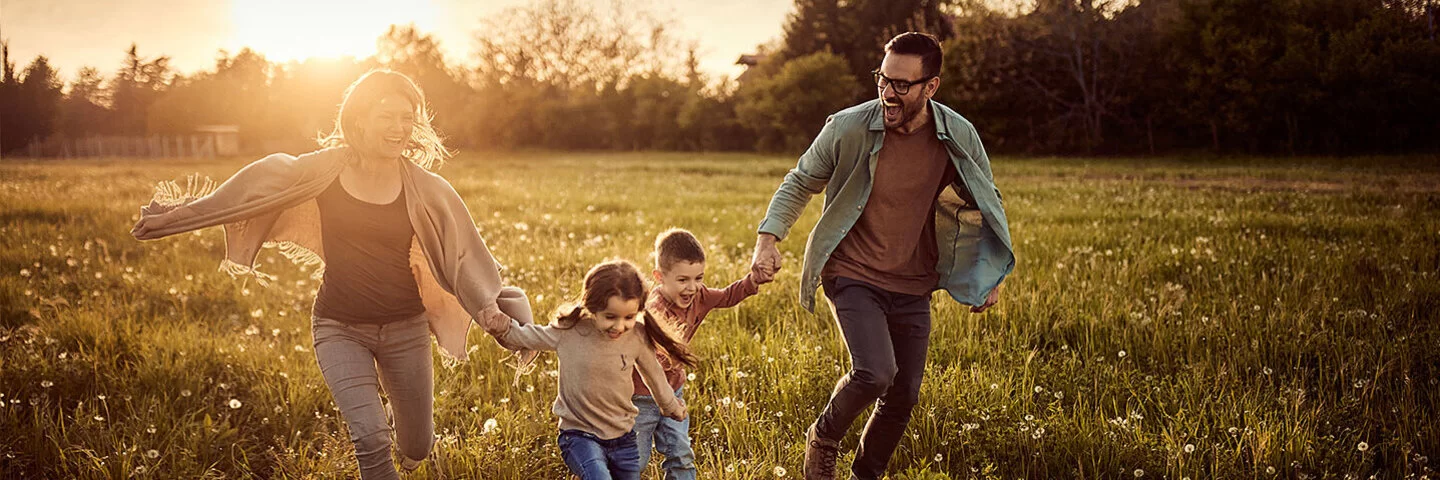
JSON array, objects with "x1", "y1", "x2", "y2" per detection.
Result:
[{"x1": 872, "y1": 69, "x2": 934, "y2": 95}]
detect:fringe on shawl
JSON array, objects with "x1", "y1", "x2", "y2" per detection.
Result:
[
  {"x1": 152, "y1": 174, "x2": 218, "y2": 207},
  {"x1": 506, "y1": 350, "x2": 541, "y2": 385},
  {"x1": 217, "y1": 241, "x2": 328, "y2": 285},
  {"x1": 218, "y1": 258, "x2": 277, "y2": 287},
  {"x1": 264, "y1": 240, "x2": 327, "y2": 281}
]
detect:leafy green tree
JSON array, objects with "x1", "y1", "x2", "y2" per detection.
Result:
[{"x1": 735, "y1": 51, "x2": 855, "y2": 152}]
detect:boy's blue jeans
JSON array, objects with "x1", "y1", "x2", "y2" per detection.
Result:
[
  {"x1": 632, "y1": 386, "x2": 697, "y2": 480},
  {"x1": 558, "y1": 430, "x2": 642, "y2": 480}
]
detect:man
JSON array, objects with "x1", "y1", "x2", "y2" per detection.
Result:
[{"x1": 749, "y1": 32, "x2": 1014, "y2": 480}]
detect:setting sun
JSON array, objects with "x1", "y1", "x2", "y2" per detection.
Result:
[{"x1": 229, "y1": 0, "x2": 440, "y2": 62}]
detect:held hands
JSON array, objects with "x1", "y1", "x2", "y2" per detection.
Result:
[
  {"x1": 478, "y1": 303, "x2": 512, "y2": 337},
  {"x1": 666, "y1": 397, "x2": 688, "y2": 422},
  {"x1": 750, "y1": 233, "x2": 782, "y2": 284}
]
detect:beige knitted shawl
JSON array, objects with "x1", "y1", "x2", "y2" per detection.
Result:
[{"x1": 133, "y1": 147, "x2": 533, "y2": 364}]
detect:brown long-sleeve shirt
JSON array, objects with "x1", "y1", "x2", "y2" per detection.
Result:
[
  {"x1": 631, "y1": 274, "x2": 760, "y2": 397},
  {"x1": 824, "y1": 121, "x2": 958, "y2": 296}
]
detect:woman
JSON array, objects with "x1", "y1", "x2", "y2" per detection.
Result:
[{"x1": 131, "y1": 70, "x2": 527, "y2": 479}]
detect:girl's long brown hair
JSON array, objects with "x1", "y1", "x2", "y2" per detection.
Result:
[{"x1": 554, "y1": 260, "x2": 697, "y2": 367}]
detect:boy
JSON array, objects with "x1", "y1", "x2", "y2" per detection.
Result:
[{"x1": 631, "y1": 228, "x2": 769, "y2": 479}]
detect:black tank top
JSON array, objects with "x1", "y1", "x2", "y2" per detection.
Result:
[{"x1": 312, "y1": 178, "x2": 425, "y2": 324}]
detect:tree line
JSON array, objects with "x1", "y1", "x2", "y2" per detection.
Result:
[{"x1": 2, "y1": 0, "x2": 1437, "y2": 157}]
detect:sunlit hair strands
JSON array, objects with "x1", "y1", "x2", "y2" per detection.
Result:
[
  {"x1": 318, "y1": 69, "x2": 451, "y2": 170},
  {"x1": 553, "y1": 260, "x2": 698, "y2": 367}
]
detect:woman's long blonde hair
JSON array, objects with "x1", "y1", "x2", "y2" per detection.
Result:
[{"x1": 318, "y1": 69, "x2": 451, "y2": 170}]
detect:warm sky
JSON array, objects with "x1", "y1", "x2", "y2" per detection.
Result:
[{"x1": 1, "y1": 0, "x2": 792, "y2": 83}]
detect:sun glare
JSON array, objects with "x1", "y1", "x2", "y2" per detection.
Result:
[{"x1": 229, "y1": 0, "x2": 439, "y2": 63}]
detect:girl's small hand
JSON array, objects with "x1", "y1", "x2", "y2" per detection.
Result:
[{"x1": 479, "y1": 304, "x2": 511, "y2": 337}]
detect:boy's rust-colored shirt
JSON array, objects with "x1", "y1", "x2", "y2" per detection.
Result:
[{"x1": 631, "y1": 274, "x2": 760, "y2": 396}]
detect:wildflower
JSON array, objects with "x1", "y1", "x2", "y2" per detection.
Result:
[
  {"x1": 1118, "y1": 350, "x2": 1128, "y2": 358},
  {"x1": 93, "y1": 415, "x2": 105, "y2": 422},
  {"x1": 774, "y1": 466, "x2": 787, "y2": 477},
  {"x1": 146, "y1": 425, "x2": 157, "y2": 434},
  {"x1": 19, "y1": 268, "x2": 30, "y2": 277},
  {"x1": 1266, "y1": 466, "x2": 1275, "y2": 474},
  {"x1": 146, "y1": 449, "x2": 159, "y2": 459},
  {"x1": 1134, "y1": 469, "x2": 1145, "y2": 477},
  {"x1": 934, "y1": 454, "x2": 943, "y2": 462},
  {"x1": 482, "y1": 418, "x2": 499, "y2": 434},
  {"x1": 40, "y1": 380, "x2": 53, "y2": 388},
  {"x1": 1357, "y1": 442, "x2": 1369, "y2": 452},
  {"x1": 228, "y1": 398, "x2": 242, "y2": 409},
  {"x1": 1184, "y1": 443, "x2": 1195, "y2": 453}
]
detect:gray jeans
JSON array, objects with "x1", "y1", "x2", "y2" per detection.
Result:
[
  {"x1": 312, "y1": 313, "x2": 434, "y2": 480},
  {"x1": 816, "y1": 276, "x2": 933, "y2": 480}
]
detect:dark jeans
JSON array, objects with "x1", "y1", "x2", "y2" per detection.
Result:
[
  {"x1": 816, "y1": 276, "x2": 932, "y2": 480},
  {"x1": 558, "y1": 429, "x2": 642, "y2": 480}
]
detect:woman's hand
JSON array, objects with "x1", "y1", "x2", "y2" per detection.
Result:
[{"x1": 131, "y1": 200, "x2": 179, "y2": 240}]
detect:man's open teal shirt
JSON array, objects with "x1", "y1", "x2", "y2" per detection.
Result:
[{"x1": 757, "y1": 98, "x2": 1015, "y2": 312}]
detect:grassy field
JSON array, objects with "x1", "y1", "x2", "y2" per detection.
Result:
[{"x1": 1, "y1": 151, "x2": 1438, "y2": 479}]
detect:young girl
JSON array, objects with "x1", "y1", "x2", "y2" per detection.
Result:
[{"x1": 481, "y1": 260, "x2": 695, "y2": 480}]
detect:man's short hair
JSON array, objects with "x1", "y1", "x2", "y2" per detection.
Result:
[
  {"x1": 884, "y1": 32, "x2": 943, "y2": 78},
  {"x1": 655, "y1": 228, "x2": 705, "y2": 271}
]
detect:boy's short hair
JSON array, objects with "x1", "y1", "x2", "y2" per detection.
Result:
[{"x1": 655, "y1": 228, "x2": 705, "y2": 271}]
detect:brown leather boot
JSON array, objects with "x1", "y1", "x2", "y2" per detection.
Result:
[{"x1": 803, "y1": 422, "x2": 841, "y2": 480}]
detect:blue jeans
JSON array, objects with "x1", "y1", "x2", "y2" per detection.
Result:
[
  {"x1": 632, "y1": 386, "x2": 697, "y2": 480},
  {"x1": 558, "y1": 430, "x2": 642, "y2": 480}
]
